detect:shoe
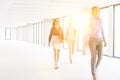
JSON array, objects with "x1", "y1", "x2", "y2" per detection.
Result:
[
  {"x1": 92, "y1": 74, "x2": 96, "y2": 80},
  {"x1": 54, "y1": 67, "x2": 59, "y2": 70}
]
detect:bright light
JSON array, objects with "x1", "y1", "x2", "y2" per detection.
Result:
[{"x1": 72, "y1": 14, "x2": 89, "y2": 29}]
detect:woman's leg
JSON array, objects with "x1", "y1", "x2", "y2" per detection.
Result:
[
  {"x1": 54, "y1": 48, "x2": 60, "y2": 69},
  {"x1": 69, "y1": 42, "x2": 75, "y2": 64},
  {"x1": 54, "y1": 48, "x2": 57, "y2": 69},
  {"x1": 96, "y1": 43, "x2": 102, "y2": 68},
  {"x1": 89, "y1": 44, "x2": 96, "y2": 75},
  {"x1": 68, "y1": 42, "x2": 72, "y2": 64},
  {"x1": 88, "y1": 39, "x2": 97, "y2": 80},
  {"x1": 56, "y1": 49, "x2": 60, "y2": 66},
  {"x1": 71, "y1": 42, "x2": 75, "y2": 55}
]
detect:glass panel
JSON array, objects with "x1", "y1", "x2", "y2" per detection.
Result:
[
  {"x1": 114, "y1": 5, "x2": 120, "y2": 57},
  {"x1": 5, "y1": 28, "x2": 11, "y2": 40},
  {"x1": 36, "y1": 23, "x2": 39, "y2": 44},
  {"x1": 100, "y1": 8, "x2": 110, "y2": 56},
  {"x1": 0, "y1": 28, "x2": 5, "y2": 40},
  {"x1": 41, "y1": 21, "x2": 45, "y2": 45},
  {"x1": 33, "y1": 24, "x2": 37, "y2": 44},
  {"x1": 38, "y1": 22, "x2": 42, "y2": 44},
  {"x1": 11, "y1": 28, "x2": 16, "y2": 40}
]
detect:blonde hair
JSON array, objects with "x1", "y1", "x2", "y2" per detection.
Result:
[
  {"x1": 91, "y1": 6, "x2": 100, "y2": 16},
  {"x1": 52, "y1": 18, "x2": 60, "y2": 28},
  {"x1": 92, "y1": 6, "x2": 99, "y2": 11}
]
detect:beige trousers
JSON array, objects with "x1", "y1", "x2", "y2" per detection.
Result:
[{"x1": 88, "y1": 37, "x2": 102, "y2": 75}]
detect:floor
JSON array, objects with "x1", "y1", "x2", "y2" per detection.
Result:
[{"x1": 0, "y1": 40, "x2": 120, "y2": 80}]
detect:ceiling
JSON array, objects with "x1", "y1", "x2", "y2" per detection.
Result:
[{"x1": 0, "y1": 0, "x2": 120, "y2": 27}]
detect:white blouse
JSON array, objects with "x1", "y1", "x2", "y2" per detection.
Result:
[{"x1": 89, "y1": 17, "x2": 105, "y2": 40}]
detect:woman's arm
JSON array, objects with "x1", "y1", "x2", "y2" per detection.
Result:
[
  {"x1": 48, "y1": 27, "x2": 53, "y2": 46},
  {"x1": 101, "y1": 20, "x2": 107, "y2": 47}
]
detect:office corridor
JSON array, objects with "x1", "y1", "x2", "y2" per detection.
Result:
[{"x1": 0, "y1": 40, "x2": 120, "y2": 80}]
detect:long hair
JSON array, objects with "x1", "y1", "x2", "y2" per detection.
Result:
[{"x1": 52, "y1": 18, "x2": 60, "y2": 28}]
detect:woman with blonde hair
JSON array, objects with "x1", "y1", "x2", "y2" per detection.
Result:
[
  {"x1": 88, "y1": 6, "x2": 107, "y2": 80},
  {"x1": 65, "y1": 18, "x2": 77, "y2": 64},
  {"x1": 48, "y1": 18, "x2": 64, "y2": 69}
]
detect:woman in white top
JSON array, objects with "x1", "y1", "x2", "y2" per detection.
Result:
[
  {"x1": 65, "y1": 19, "x2": 77, "y2": 64},
  {"x1": 88, "y1": 6, "x2": 107, "y2": 80}
]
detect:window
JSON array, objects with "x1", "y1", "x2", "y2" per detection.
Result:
[
  {"x1": 0, "y1": 28, "x2": 5, "y2": 40},
  {"x1": 5, "y1": 28, "x2": 11, "y2": 40},
  {"x1": 100, "y1": 7, "x2": 110, "y2": 56},
  {"x1": 114, "y1": 5, "x2": 120, "y2": 57}
]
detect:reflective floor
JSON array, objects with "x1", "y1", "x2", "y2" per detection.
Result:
[{"x1": 0, "y1": 40, "x2": 120, "y2": 80}]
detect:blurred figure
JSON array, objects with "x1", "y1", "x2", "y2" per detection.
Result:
[
  {"x1": 65, "y1": 18, "x2": 77, "y2": 64},
  {"x1": 87, "y1": 6, "x2": 107, "y2": 80},
  {"x1": 48, "y1": 18, "x2": 64, "y2": 69}
]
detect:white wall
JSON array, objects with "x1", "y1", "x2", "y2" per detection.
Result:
[
  {"x1": 16, "y1": 27, "x2": 24, "y2": 41},
  {"x1": 25, "y1": 24, "x2": 34, "y2": 43}
]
